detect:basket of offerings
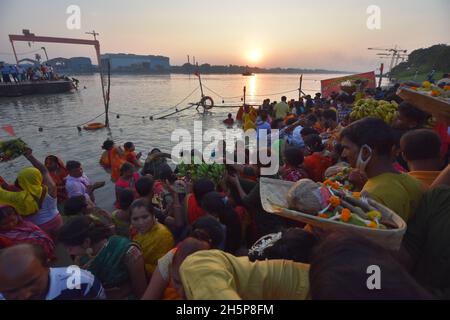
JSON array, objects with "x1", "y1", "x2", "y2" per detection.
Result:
[
  {"x1": 397, "y1": 82, "x2": 450, "y2": 123},
  {"x1": 0, "y1": 138, "x2": 28, "y2": 162},
  {"x1": 260, "y1": 177, "x2": 406, "y2": 249}
]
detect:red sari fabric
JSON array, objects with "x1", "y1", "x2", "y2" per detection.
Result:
[
  {"x1": 185, "y1": 193, "x2": 207, "y2": 225},
  {"x1": 0, "y1": 215, "x2": 56, "y2": 261},
  {"x1": 45, "y1": 155, "x2": 68, "y2": 203}
]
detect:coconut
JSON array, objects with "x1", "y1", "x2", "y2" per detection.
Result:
[{"x1": 287, "y1": 178, "x2": 322, "y2": 214}]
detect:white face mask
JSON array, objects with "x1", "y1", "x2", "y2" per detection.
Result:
[{"x1": 356, "y1": 144, "x2": 372, "y2": 172}]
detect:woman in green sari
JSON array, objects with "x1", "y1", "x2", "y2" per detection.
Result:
[{"x1": 58, "y1": 216, "x2": 147, "y2": 299}]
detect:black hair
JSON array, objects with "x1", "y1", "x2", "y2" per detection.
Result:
[
  {"x1": 309, "y1": 232, "x2": 433, "y2": 300},
  {"x1": 321, "y1": 109, "x2": 337, "y2": 122},
  {"x1": 340, "y1": 117, "x2": 394, "y2": 156},
  {"x1": 401, "y1": 129, "x2": 441, "y2": 161},
  {"x1": 304, "y1": 134, "x2": 324, "y2": 152},
  {"x1": 284, "y1": 146, "x2": 304, "y2": 167},
  {"x1": 159, "y1": 164, "x2": 177, "y2": 183},
  {"x1": 124, "y1": 142, "x2": 134, "y2": 149},
  {"x1": 64, "y1": 196, "x2": 87, "y2": 216},
  {"x1": 271, "y1": 118, "x2": 284, "y2": 129},
  {"x1": 306, "y1": 114, "x2": 318, "y2": 124},
  {"x1": 102, "y1": 140, "x2": 114, "y2": 151},
  {"x1": 0, "y1": 206, "x2": 16, "y2": 222},
  {"x1": 191, "y1": 215, "x2": 225, "y2": 248},
  {"x1": 150, "y1": 148, "x2": 161, "y2": 154},
  {"x1": 398, "y1": 102, "x2": 429, "y2": 126},
  {"x1": 119, "y1": 162, "x2": 134, "y2": 176},
  {"x1": 201, "y1": 191, "x2": 242, "y2": 253},
  {"x1": 301, "y1": 127, "x2": 319, "y2": 137},
  {"x1": 281, "y1": 96, "x2": 287, "y2": 102},
  {"x1": 135, "y1": 176, "x2": 155, "y2": 197},
  {"x1": 249, "y1": 228, "x2": 318, "y2": 263},
  {"x1": 285, "y1": 117, "x2": 297, "y2": 126},
  {"x1": 118, "y1": 188, "x2": 135, "y2": 211},
  {"x1": 129, "y1": 198, "x2": 155, "y2": 216},
  {"x1": 260, "y1": 110, "x2": 268, "y2": 121},
  {"x1": 58, "y1": 216, "x2": 113, "y2": 246},
  {"x1": 66, "y1": 160, "x2": 81, "y2": 171},
  {"x1": 193, "y1": 178, "x2": 215, "y2": 204}
]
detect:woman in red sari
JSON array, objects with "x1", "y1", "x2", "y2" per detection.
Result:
[
  {"x1": 0, "y1": 205, "x2": 56, "y2": 261},
  {"x1": 115, "y1": 162, "x2": 140, "y2": 209}
]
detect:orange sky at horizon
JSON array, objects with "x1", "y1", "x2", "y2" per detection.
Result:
[{"x1": 0, "y1": 0, "x2": 448, "y2": 72}]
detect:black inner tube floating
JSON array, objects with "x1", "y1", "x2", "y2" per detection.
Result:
[{"x1": 200, "y1": 96, "x2": 214, "y2": 110}]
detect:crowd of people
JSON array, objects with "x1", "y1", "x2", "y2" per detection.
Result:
[
  {"x1": 1, "y1": 77, "x2": 450, "y2": 300},
  {"x1": 0, "y1": 62, "x2": 57, "y2": 84}
]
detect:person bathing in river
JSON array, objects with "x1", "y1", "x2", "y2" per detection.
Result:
[
  {"x1": 100, "y1": 140, "x2": 127, "y2": 182},
  {"x1": 124, "y1": 142, "x2": 142, "y2": 168},
  {"x1": 223, "y1": 113, "x2": 234, "y2": 126}
]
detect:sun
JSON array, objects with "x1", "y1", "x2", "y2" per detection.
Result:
[{"x1": 247, "y1": 49, "x2": 262, "y2": 64}]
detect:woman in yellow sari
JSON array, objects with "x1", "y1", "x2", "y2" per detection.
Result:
[
  {"x1": 130, "y1": 198, "x2": 174, "y2": 276},
  {"x1": 0, "y1": 149, "x2": 62, "y2": 239}
]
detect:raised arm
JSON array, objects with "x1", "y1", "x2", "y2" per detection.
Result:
[{"x1": 23, "y1": 148, "x2": 56, "y2": 197}]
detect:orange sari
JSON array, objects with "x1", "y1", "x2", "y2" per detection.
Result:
[{"x1": 108, "y1": 147, "x2": 127, "y2": 182}]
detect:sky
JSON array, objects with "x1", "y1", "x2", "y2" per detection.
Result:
[{"x1": 0, "y1": 0, "x2": 449, "y2": 72}]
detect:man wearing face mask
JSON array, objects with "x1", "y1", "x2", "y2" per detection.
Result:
[{"x1": 340, "y1": 117, "x2": 424, "y2": 222}]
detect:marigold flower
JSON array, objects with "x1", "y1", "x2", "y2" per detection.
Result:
[
  {"x1": 431, "y1": 90, "x2": 441, "y2": 97},
  {"x1": 331, "y1": 182, "x2": 340, "y2": 189},
  {"x1": 323, "y1": 179, "x2": 333, "y2": 186},
  {"x1": 318, "y1": 213, "x2": 328, "y2": 219},
  {"x1": 329, "y1": 196, "x2": 341, "y2": 207},
  {"x1": 340, "y1": 208, "x2": 351, "y2": 222},
  {"x1": 352, "y1": 192, "x2": 361, "y2": 198},
  {"x1": 368, "y1": 221, "x2": 377, "y2": 228}
]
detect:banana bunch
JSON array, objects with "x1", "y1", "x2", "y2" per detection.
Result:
[
  {"x1": 176, "y1": 161, "x2": 225, "y2": 185},
  {"x1": 0, "y1": 138, "x2": 28, "y2": 162},
  {"x1": 350, "y1": 98, "x2": 398, "y2": 124}
]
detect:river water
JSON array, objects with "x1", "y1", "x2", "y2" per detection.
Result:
[{"x1": 0, "y1": 73, "x2": 342, "y2": 210}]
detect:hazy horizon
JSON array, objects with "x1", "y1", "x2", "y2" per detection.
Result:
[{"x1": 1, "y1": 0, "x2": 449, "y2": 72}]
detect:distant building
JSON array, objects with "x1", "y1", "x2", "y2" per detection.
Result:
[
  {"x1": 46, "y1": 57, "x2": 95, "y2": 74},
  {"x1": 101, "y1": 53, "x2": 170, "y2": 73},
  {"x1": 69, "y1": 57, "x2": 94, "y2": 73}
]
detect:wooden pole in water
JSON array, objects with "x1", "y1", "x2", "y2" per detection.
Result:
[
  {"x1": 105, "y1": 60, "x2": 111, "y2": 127},
  {"x1": 243, "y1": 86, "x2": 246, "y2": 105},
  {"x1": 94, "y1": 43, "x2": 108, "y2": 126},
  {"x1": 197, "y1": 62, "x2": 204, "y2": 98},
  {"x1": 299, "y1": 74, "x2": 303, "y2": 101},
  {"x1": 378, "y1": 63, "x2": 384, "y2": 88}
]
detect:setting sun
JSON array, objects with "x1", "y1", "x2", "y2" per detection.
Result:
[{"x1": 247, "y1": 49, "x2": 262, "y2": 64}]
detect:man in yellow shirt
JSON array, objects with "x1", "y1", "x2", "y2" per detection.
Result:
[
  {"x1": 178, "y1": 233, "x2": 431, "y2": 300},
  {"x1": 179, "y1": 249, "x2": 310, "y2": 300},
  {"x1": 274, "y1": 96, "x2": 289, "y2": 119},
  {"x1": 340, "y1": 118, "x2": 424, "y2": 221}
]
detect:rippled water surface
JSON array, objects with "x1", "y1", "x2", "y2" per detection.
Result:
[{"x1": 0, "y1": 73, "x2": 340, "y2": 210}]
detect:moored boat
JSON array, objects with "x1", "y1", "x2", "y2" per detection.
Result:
[{"x1": 0, "y1": 80, "x2": 75, "y2": 97}]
